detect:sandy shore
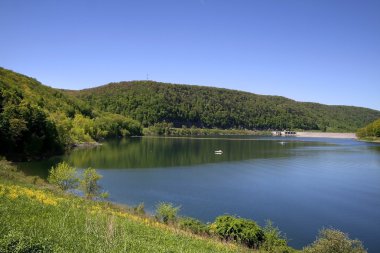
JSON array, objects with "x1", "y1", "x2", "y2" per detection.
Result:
[{"x1": 296, "y1": 132, "x2": 357, "y2": 139}]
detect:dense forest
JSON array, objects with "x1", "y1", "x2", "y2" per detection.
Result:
[
  {"x1": 356, "y1": 118, "x2": 380, "y2": 141},
  {"x1": 1, "y1": 67, "x2": 380, "y2": 159},
  {"x1": 70, "y1": 81, "x2": 380, "y2": 132},
  {"x1": 0, "y1": 68, "x2": 142, "y2": 160}
]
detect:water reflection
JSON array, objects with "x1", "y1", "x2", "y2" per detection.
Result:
[
  {"x1": 18, "y1": 137, "x2": 380, "y2": 252},
  {"x1": 19, "y1": 136, "x2": 328, "y2": 177},
  {"x1": 65, "y1": 137, "x2": 327, "y2": 169}
]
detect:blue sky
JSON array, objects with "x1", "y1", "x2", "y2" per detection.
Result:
[{"x1": 1, "y1": 0, "x2": 379, "y2": 110}]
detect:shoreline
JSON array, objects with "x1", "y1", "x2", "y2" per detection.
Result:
[
  {"x1": 72, "y1": 142, "x2": 102, "y2": 148},
  {"x1": 357, "y1": 137, "x2": 380, "y2": 143},
  {"x1": 295, "y1": 132, "x2": 357, "y2": 139}
]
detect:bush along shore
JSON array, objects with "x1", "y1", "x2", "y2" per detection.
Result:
[
  {"x1": 356, "y1": 118, "x2": 380, "y2": 143},
  {"x1": 0, "y1": 158, "x2": 367, "y2": 253},
  {"x1": 142, "y1": 122, "x2": 271, "y2": 136}
]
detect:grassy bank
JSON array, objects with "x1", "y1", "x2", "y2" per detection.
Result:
[
  {"x1": 0, "y1": 159, "x2": 367, "y2": 253},
  {"x1": 0, "y1": 182, "x2": 252, "y2": 253},
  {"x1": 0, "y1": 161, "x2": 249, "y2": 253}
]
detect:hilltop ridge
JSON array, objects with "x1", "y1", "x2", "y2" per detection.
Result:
[{"x1": 69, "y1": 80, "x2": 380, "y2": 132}]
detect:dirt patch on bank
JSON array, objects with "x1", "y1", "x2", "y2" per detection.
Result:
[{"x1": 296, "y1": 132, "x2": 357, "y2": 139}]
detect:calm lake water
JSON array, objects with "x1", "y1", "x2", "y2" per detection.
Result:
[{"x1": 20, "y1": 136, "x2": 380, "y2": 252}]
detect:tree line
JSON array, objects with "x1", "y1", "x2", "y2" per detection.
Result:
[{"x1": 72, "y1": 81, "x2": 380, "y2": 132}]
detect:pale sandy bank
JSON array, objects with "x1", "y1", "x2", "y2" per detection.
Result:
[{"x1": 296, "y1": 132, "x2": 357, "y2": 139}]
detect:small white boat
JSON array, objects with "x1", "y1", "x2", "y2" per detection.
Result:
[
  {"x1": 214, "y1": 150, "x2": 223, "y2": 154},
  {"x1": 279, "y1": 141, "x2": 285, "y2": 145}
]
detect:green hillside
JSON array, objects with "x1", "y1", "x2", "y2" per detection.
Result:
[
  {"x1": 0, "y1": 67, "x2": 142, "y2": 160},
  {"x1": 70, "y1": 81, "x2": 380, "y2": 132},
  {"x1": 2, "y1": 66, "x2": 379, "y2": 160}
]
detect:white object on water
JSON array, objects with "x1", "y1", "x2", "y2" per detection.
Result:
[
  {"x1": 214, "y1": 150, "x2": 223, "y2": 154},
  {"x1": 279, "y1": 141, "x2": 285, "y2": 145}
]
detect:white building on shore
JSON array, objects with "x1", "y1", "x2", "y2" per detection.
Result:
[{"x1": 272, "y1": 130, "x2": 297, "y2": 136}]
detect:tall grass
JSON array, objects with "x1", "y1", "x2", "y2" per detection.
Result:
[{"x1": 0, "y1": 181, "x2": 246, "y2": 253}]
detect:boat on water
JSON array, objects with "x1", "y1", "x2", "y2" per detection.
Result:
[{"x1": 214, "y1": 150, "x2": 223, "y2": 154}]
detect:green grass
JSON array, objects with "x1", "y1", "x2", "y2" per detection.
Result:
[
  {"x1": 1, "y1": 159, "x2": 366, "y2": 253},
  {"x1": 0, "y1": 159, "x2": 249, "y2": 252},
  {"x1": 0, "y1": 180, "x2": 249, "y2": 253},
  {"x1": 0, "y1": 157, "x2": 254, "y2": 253}
]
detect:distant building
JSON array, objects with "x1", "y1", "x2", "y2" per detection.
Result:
[
  {"x1": 272, "y1": 131, "x2": 282, "y2": 136},
  {"x1": 272, "y1": 130, "x2": 297, "y2": 136},
  {"x1": 282, "y1": 130, "x2": 296, "y2": 136}
]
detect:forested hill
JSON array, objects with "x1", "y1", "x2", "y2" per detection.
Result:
[
  {"x1": 69, "y1": 81, "x2": 380, "y2": 132},
  {"x1": 1, "y1": 65, "x2": 379, "y2": 160},
  {"x1": 0, "y1": 67, "x2": 141, "y2": 160}
]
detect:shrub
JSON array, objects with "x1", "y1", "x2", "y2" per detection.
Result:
[
  {"x1": 302, "y1": 228, "x2": 367, "y2": 253},
  {"x1": 155, "y1": 202, "x2": 180, "y2": 224},
  {"x1": 262, "y1": 220, "x2": 287, "y2": 251},
  {"x1": 47, "y1": 162, "x2": 78, "y2": 191},
  {"x1": 356, "y1": 118, "x2": 380, "y2": 139},
  {"x1": 133, "y1": 202, "x2": 146, "y2": 215},
  {"x1": 179, "y1": 217, "x2": 209, "y2": 235},
  {"x1": 211, "y1": 215, "x2": 265, "y2": 249},
  {"x1": 145, "y1": 122, "x2": 174, "y2": 136},
  {"x1": 79, "y1": 167, "x2": 105, "y2": 199}
]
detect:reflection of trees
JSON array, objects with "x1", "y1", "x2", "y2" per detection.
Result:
[
  {"x1": 370, "y1": 146, "x2": 380, "y2": 153},
  {"x1": 367, "y1": 145, "x2": 380, "y2": 166},
  {"x1": 65, "y1": 137, "x2": 310, "y2": 169}
]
